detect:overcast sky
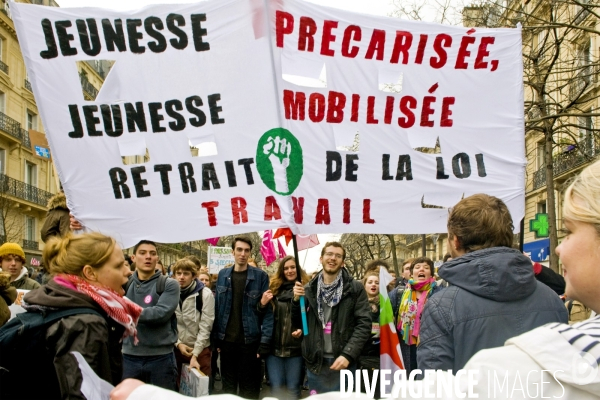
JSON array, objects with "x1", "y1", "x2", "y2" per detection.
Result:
[{"x1": 51, "y1": 0, "x2": 395, "y2": 272}]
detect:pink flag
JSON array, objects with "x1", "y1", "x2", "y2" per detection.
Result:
[
  {"x1": 206, "y1": 237, "x2": 220, "y2": 246},
  {"x1": 261, "y1": 231, "x2": 277, "y2": 266},
  {"x1": 278, "y1": 239, "x2": 287, "y2": 258},
  {"x1": 296, "y1": 234, "x2": 319, "y2": 251}
]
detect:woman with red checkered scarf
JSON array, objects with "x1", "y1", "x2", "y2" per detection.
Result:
[{"x1": 22, "y1": 232, "x2": 142, "y2": 400}]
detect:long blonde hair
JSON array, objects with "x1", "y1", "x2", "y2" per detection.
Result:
[
  {"x1": 43, "y1": 232, "x2": 116, "y2": 276},
  {"x1": 564, "y1": 159, "x2": 600, "y2": 233}
]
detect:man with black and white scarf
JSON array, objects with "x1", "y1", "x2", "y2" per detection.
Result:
[{"x1": 292, "y1": 242, "x2": 371, "y2": 395}]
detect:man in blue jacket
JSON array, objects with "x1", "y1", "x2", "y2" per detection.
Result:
[
  {"x1": 213, "y1": 236, "x2": 273, "y2": 399},
  {"x1": 123, "y1": 240, "x2": 180, "y2": 391},
  {"x1": 417, "y1": 194, "x2": 568, "y2": 372}
]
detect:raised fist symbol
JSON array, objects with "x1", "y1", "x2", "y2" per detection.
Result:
[{"x1": 263, "y1": 136, "x2": 291, "y2": 194}]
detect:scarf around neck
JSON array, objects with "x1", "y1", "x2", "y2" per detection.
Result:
[
  {"x1": 317, "y1": 271, "x2": 344, "y2": 327},
  {"x1": 54, "y1": 274, "x2": 143, "y2": 344},
  {"x1": 276, "y1": 280, "x2": 295, "y2": 302},
  {"x1": 398, "y1": 277, "x2": 436, "y2": 345}
]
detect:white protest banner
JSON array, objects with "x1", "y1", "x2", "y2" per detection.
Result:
[
  {"x1": 207, "y1": 246, "x2": 235, "y2": 274},
  {"x1": 11, "y1": 0, "x2": 524, "y2": 247}
]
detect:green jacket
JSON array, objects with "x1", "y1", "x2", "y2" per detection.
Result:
[{"x1": 10, "y1": 267, "x2": 41, "y2": 290}]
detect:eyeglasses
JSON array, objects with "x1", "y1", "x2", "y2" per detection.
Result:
[{"x1": 324, "y1": 252, "x2": 343, "y2": 259}]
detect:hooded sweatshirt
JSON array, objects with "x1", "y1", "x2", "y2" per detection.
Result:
[
  {"x1": 7, "y1": 266, "x2": 40, "y2": 290},
  {"x1": 417, "y1": 318, "x2": 600, "y2": 399},
  {"x1": 417, "y1": 247, "x2": 568, "y2": 371},
  {"x1": 123, "y1": 271, "x2": 180, "y2": 356}
]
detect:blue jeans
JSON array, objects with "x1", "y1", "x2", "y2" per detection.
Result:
[
  {"x1": 123, "y1": 352, "x2": 177, "y2": 391},
  {"x1": 266, "y1": 355, "x2": 303, "y2": 400},
  {"x1": 307, "y1": 357, "x2": 355, "y2": 395}
]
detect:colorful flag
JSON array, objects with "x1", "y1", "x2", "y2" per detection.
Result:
[
  {"x1": 277, "y1": 239, "x2": 287, "y2": 258},
  {"x1": 380, "y1": 268, "x2": 404, "y2": 395},
  {"x1": 261, "y1": 230, "x2": 277, "y2": 266},
  {"x1": 273, "y1": 228, "x2": 293, "y2": 245},
  {"x1": 206, "y1": 237, "x2": 220, "y2": 246},
  {"x1": 296, "y1": 234, "x2": 319, "y2": 251}
]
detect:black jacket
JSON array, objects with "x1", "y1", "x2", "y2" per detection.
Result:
[
  {"x1": 23, "y1": 280, "x2": 125, "y2": 399},
  {"x1": 292, "y1": 268, "x2": 371, "y2": 374},
  {"x1": 271, "y1": 286, "x2": 302, "y2": 357}
]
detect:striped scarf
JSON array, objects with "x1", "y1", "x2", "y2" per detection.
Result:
[
  {"x1": 55, "y1": 274, "x2": 143, "y2": 344},
  {"x1": 317, "y1": 271, "x2": 344, "y2": 328},
  {"x1": 398, "y1": 277, "x2": 436, "y2": 345}
]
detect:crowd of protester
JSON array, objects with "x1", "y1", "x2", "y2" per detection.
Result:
[{"x1": 1, "y1": 159, "x2": 600, "y2": 399}]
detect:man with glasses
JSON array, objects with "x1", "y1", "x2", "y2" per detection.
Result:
[{"x1": 292, "y1": 242, "x2": 371, "y2": 394}]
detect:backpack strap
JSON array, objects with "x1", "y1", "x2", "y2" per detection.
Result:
[
  {"x1": 15, "y1": 307, "x2": 103, "y2": 328},
  {"x1": 567, "y1": 300, "x2": 574, "y2": 314},
  {"x1": 124, "y1": 274, "x2": 168, "y2": 296},
  {"x1": 156, "y1": 275, "x2": 168, "y2": 295},
  {"x1": 195, "y1": 290, "x2": 203, "y2": 314}
]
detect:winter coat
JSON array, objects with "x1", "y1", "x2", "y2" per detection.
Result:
[
  {"x1": 292, "y1": 268, "x2": 371, "y2": 374},
  {"x1": 0, "y1": 272, "x2": 16, "y2": 327},
  {"x1": 417, "y1": 247, "x2": 568, "y2": 372},
  {"x1": 23, "y1": 279, "x2": 126, "y2": 399},
  {"x1": 40, "y1": 192, "x2": 70, "y2": 243},
  {"x1": 175, "y1": 280, "x2": 215, "y2": 357},
  {"x1": 415, "y1": 318, "x2": 600, "y2": 399},
  {"x1": 7, "y1": 266, "x2": 40, "y2": 290},
  {"x1": 270, "y1": 284, "x2": 303, "y2": 358}
]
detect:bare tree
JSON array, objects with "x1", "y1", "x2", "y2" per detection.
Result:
[
  {"x1": 340, "y1": 233, "x2": 397, "y2": 278},
  {"x1": 0, "y1": 176, "x2": 27, "y2": 244},
  {"x1": 217, "y1": 233, "x2": 265, "y2": 265},
  {"x1": 393, "y1": 0, "x2": 600, "y2": 272}
]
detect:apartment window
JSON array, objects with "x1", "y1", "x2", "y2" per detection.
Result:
[
  {"x1": 24, "y1": 216, "x2": 35, "y2": 241},
  {"x1": 26, "y1": 110, "x2": 37, "y2": 131},
  {"x1": 537, "y1": 201, "x2": 547, "y2": 214},
  {"x1": 0, "y1": 148, "x2": 6, "y2": 174},
  {"x1": 24, "y1": 161, "x2": 37, "y2": 187},
  {"x1": 579, "y1": 111, "x2": 593, "y2": 147},
  {"x1": 0, "y1": 92, "x2": 5, "y2": 114},
  {"x1": 536, "y1": 142, "x2": 545, "y2": 169}
]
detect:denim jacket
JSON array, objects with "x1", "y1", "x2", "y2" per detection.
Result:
[{"x1": 213, "y1": 266, "x2": 273, "y2": 345}]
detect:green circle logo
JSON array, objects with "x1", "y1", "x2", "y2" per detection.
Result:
[{"x1": 256, "y1": 128, "x2": 303, "y2": 195}]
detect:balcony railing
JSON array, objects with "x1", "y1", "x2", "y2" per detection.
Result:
[
  {"x1": 1, "y1": 0, "x2": 10, "y2": 18},
  {"x1": 0, "y1": 174, "x2": 53, "y2": 207},
  {"x1": 0, "y1": 60, "x2": 8, "y2": 75},
  {"x1": 574, "y1": 7, "x2": 591, "y2": 25},
  {"x1": 404, "y1": 234, "x2": 422, "y2": 245},
  {"x1": 0, "y1": 111, "x2": 30, "y2": 146},
  {"x1": 79, "y1": 73, "x2": 98, "y2": 99},
  {"x1": 24, "y1": 79, "x2": 32, "y2": 92},
  {"x1": 570, "y1": 65, "x2": 597, "y2": 100},
  {"x1": 22, "y1": 239, "x2": 38, "y2": 250},
  {"x1": 181, "y1": 244, "x2": 206, "y2": 258},
  {"x1": 532, "y1": 140, "x2": 600, "y2": 190}
]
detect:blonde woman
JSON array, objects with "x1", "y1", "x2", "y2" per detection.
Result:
[
  {"x1": 405, "y1": 160, "x2": 600, "y2": 398},
  {"x1": 8, "y1": 233, "x2": 141, "y2": 399}
]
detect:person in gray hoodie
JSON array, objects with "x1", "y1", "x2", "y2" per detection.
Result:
[
  {"x1": 123, "y1": 240, "x2": 180, "y2": 391},
  {"x1": 417, "y1": 194, "x2": 568, "y2": 372}
]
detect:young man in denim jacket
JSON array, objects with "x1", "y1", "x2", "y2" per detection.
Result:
[{"x1": 212, "y1": 236, "x2": 273, "y2": 399}]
